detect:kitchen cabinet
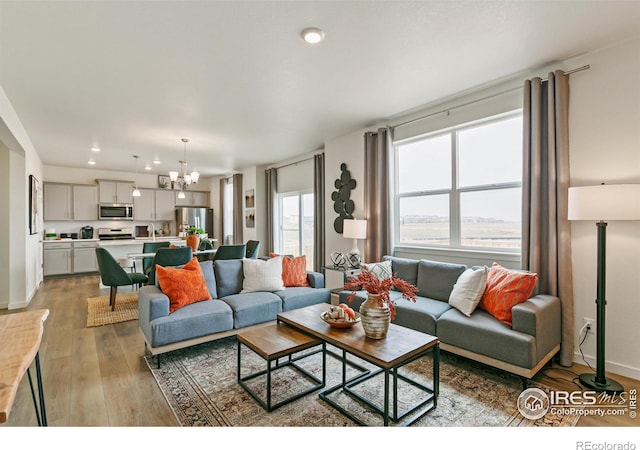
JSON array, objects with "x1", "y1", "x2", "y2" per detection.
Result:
[
  {"x1": 72, "y1": 241, "x2": 98, "y2": 273},
  {"x1": 44, "y1": 240, "x2": 98, "y2": 275},
  {"x1": 155, "y1": 189, "x2": 176, "y2": 221},
  {"x1": 134, "y1": 188, "x2": 155, "y2": 221},
  {"x1": 43, "y1": 183, "x2": 72, "y2": 221},
  {"x1": 44, "y1": 183, "x2": 99, "y2": 221},
  {"x1": 175, "y1": 190, "x2": 209, "y2": 207},
  {"x1": 72, "y1": 185, "x2": 98, "y2": 220},
  {"x1": 43, "y1": 242, "x2": 72, "y2": 276},
  {"x1": 98, "y1": 180, "x2": 133, "y2": 204},
  {"x1": 134, "y1": 189, "x2": 176, "y2": 221}
]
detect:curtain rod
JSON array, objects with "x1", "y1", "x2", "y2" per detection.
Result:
[
  {"x1": 267, "y1": 156, "x2": 313, "y2": 171},
  {"x1": 392, "y1": 64, "x2": 590, "y2": 130}
]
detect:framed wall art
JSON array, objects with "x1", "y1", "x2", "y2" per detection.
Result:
[
  {"x1": 29, "y1": 174, "x2": 40, "y2": 235},
  {"x1": 245, "y1": 189, "x2": 255, "y2": 208}
]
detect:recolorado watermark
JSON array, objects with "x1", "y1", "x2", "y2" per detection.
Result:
[
  {"x1": 575, "y1": 443, "x2": 636, "y2": 450},
  {"x1": 517, "y1": 387, "x2": 637, "y2": 420}
]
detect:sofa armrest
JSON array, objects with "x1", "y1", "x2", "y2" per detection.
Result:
[
  {"x1": 138, "y1": 285, "x2": 171, "y2": 324},
  {"x1": 306, "y1": 271, "x2": 325, "y2": 288},
  {"x1": 512, "y1": 294, "x2": 561, "y2": 361}
]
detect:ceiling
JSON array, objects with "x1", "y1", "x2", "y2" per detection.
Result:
[{"x1": 1, "y1": 1, "x2": 640, "y2": 179}]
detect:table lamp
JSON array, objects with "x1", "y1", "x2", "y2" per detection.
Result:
[
  {"x1": 343, "y1": 218, "x2": 367, "y2": 268},
  {"x1": 568, "y1": 183, "x2": 640, "y2": 393}
]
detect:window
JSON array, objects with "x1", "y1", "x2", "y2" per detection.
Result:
[
  {"x1": 277, "y1": 191, "x2": 314, "y2": 269},
  {"x1": 394, "y1": 111, "x2": 522, "y2": 252},
  {"x1": 222, "y1": 177, "x2": 234, "y2": 244}
]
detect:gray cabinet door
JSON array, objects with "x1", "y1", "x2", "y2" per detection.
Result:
[
  {"x1": 73, "y1": 185, "x2": 98, "y2": 220},
  {"x1": 43, "y1": 248, "x2": 72, "y2": 275},
  {"x1": 44, "y1": 183, "x2": 72, "y2": 221}
]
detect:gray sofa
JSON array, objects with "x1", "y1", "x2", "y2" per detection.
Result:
[
  {"x1": 338, "y1": 256, "x2": 561, "y2": 379},
  {"x1": 138, "y1": 259, "x2": 330, "y2": 357}
]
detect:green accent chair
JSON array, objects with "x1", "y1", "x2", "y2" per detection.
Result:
[
  {"x1": 148, "y1": 246, "x2": 193, "y2": 285},
  {"x1": 212, "y1": 244, "x2": 247, "y2": 261},
  {"x1": 245, "y1": 240, "x2": 260, "y2": 258},
  {"x1": 142, "y1": 241, "x2": 171, "y2": 277},
  {"x1": 95, "y1": 247, "x2": 149, "y2": 311}
]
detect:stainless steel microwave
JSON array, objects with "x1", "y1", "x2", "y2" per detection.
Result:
[{"x1": 99, "y1": 203, "x2": 134, "y2": 220}]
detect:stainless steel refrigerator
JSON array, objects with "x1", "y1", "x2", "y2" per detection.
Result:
[{"x1": 175, "y1": 207, "x2": 214, "y2": 237}]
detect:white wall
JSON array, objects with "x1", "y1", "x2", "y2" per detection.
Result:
[
  {"x1": 564, "y1": 38, "x2": 640, "y2": 379},
  {"x1": 242, "y1": 165, "x2": 257, "y2": 243},
  {"x1": 324, "y1": 129, "x2": 367, "y2": 264},
  {"x1": 0, "y1": 84, "x2": 43, "y2": 309}
]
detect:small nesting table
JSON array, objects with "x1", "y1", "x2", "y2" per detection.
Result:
[{"x1": 237, "y1": 323, "x2": 325, "y2": 412}]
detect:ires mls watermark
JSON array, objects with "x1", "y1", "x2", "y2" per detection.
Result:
[{"x1": 517, "y1": 387, "x2": 637, "y2": 420}]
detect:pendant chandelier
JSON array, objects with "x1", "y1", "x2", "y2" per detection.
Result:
[{"x1": 169, "y1": 138, "x2": 199, "y2": 193}]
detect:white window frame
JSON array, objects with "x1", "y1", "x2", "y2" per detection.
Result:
[
  {"x1": 393, "y1": 110, "x2": 523, "y2": 257},
  {"x1": 276, "y1": 189, "x2": 314, "y2": 261}
]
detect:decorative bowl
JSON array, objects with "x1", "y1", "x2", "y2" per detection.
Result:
[{"x1": 320, "y1": 311, "x2": 361, "y2": 329}]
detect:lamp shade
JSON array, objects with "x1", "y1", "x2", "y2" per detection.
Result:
[
  {"x1": 343, "y1": 219, "x2": 367, "y2": 239},
  {"x1": 568, "y1": 184, "x2": 640, "y2": 221}
]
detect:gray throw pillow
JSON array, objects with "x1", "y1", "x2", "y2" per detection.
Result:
[{"x1": 199, "y1": 260, "x2": 218, "y2": 299}]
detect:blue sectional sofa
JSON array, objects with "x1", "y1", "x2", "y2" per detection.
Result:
[
  {"x1": 138, "y1": 259, "x2": 330, "y2": 357},
  {"x1": 338, "y1": 256, "x2": 562, "y2": 379}
]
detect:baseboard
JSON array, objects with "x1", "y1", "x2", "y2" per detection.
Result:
[{"x1": 573, "y1": 352, "x2": 640, "y2": 381}]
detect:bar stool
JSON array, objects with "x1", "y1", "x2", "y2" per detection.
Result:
[{"x1": 117, "y1": 257, "x2": 137, "y2": 274}]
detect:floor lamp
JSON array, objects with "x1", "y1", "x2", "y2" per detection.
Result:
[{"x1": 568, "y1": 183, "x2": 640, "y2": 393}]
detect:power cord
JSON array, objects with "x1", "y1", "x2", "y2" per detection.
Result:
[
  {"x1": 578, "y1": 322, "x2": 595, "y2": 371},
  {"x1": 539, "y1": 323, "x2": 594, "y2": 390}
]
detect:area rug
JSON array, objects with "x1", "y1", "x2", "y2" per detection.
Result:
[
  {"x1": 86, "y1": 293, "x2": 139, "y2": 327},
  {"x1": 144, "y1": 337, "x2": 579, "y2": 427}
]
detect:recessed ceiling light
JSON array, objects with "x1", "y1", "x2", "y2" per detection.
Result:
[
  {"x1": 88, "y1": 159, "x2": 96, "y2": 165},
  {"x1": 91, "y1": 146, "x2": 100, "y2": 152},
  {"x1": 145, "y1": 163, "x2": 151, "y2": 170},
  {"x1": 301, "y1": 27, "x2": 325, "y2": 44},
  {"x1": 153, "y1": 158, "x2": 161, "y2": 164}
]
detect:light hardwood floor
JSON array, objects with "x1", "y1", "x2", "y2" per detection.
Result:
[{"x1": 1, "y1": 275, "x2": 638, "y2": 427}]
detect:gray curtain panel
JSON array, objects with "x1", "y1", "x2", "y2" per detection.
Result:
[
  {"x1": 219, "y1": 178, "x2": 226, "y2": 245},
  {"x1": 522, "y1": 70, "x2": 574, "y2": 367},
  {"x1": 313, "y1": 153, "x2": 325, "y2": 272},
  {"x1": 265, "y1": 168, "x2": 277, "y2": 255},
  {"x1": 364, "y1": 127, "x2": 392, "y2": 263},
  {"x1": 232, "y1": 173, "x2": 243, "y2": 244}
]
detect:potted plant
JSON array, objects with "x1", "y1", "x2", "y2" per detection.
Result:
[
  {"x1": 185, "y1": 226, "x2": 205, "y2": 252},
  {"x1": 344, "y1": 269, "x2": 417, "y2": 339}
]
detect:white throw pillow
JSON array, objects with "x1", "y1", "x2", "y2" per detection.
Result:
[
  {"x1": 363, "y1": 260, "x2": 393, "y2": 281},
  {"x1": 241, "y1": 256, "x2": 285, "y2": 293},
  {"x1": 448, "y1": 266, "x2": 489, "y2": 317}
]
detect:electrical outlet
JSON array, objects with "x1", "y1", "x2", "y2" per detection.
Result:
[{"x1": 583, "y1": 318, "x2": 595, "y2": 334}]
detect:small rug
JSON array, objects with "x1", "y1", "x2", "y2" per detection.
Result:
[
  {"x1": 145, "y1": 337, "x2": 579, "y2": 427},
  {"x1": 86, "y1": 293, "x2": 139, "y2": 327}
]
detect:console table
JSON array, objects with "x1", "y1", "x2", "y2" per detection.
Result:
[{"x1": 0, "y1": 309, "x2": 49, "y2": 426}]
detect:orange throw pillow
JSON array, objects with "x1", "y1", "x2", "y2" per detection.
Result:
[
  {"x1": 156, "y1": 257, "x2": 212, "y2": 313},
  {"x1": 478, "y1": 262, "x2": 538, "y2": 326},
  {"x1": 269, "y1": 253, "x2": 310, "y2": 287}
]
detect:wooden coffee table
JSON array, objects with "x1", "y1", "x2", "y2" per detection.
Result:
[{"x1": 277, "y1": 303, "x2": 439, "y2": 426}]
